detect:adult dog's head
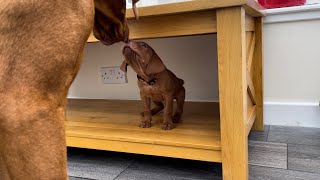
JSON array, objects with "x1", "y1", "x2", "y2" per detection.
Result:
[
  {"x1": 93, "y1": 0, "x2": 139, "y2": 45},
  {"x1": 121, "y1": 41, "x2": 166, "y2": 82}
]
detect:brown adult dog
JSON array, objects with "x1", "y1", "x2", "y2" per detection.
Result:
[
  {"x1": 121, "y1": 41, "x2": 185, "y2": 130},
  {"x1": 0, "y1": 0, "x2": 139, "y2": 179}
]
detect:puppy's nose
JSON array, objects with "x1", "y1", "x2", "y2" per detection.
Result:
[
  {"x1": 122, "y1": 42, "x2": 133, "y2": 52},
  {"x1": 123, "y1": 43, "x2": 131, "y2": 49},
  {"x1": 124, "y1": 41, "x2": 135, "y2": 48}
]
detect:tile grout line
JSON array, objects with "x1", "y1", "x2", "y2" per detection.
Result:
[
  {"x1": 69, "y1": 176, "x2": 96, "y2": 180},
  {"x1": 266, "y1": 125, "x2": 271, "y2": 142},
  {"x1": 286, "y1": 143, "x2": 289, "y2": 170},
  {"x1": 113, "y1": 159, "x2": 136, "y2": 180},
  {"x1": 251, "y1": 164, "x2": 320, "y2": 175}
]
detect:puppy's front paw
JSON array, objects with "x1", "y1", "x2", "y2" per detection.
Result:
[
  {"x1": 161, "y1": 122, "x2": 174, "y2": 130},
  {"x1": 139, "y1": 121, "x2": 151, "y2": 128}
]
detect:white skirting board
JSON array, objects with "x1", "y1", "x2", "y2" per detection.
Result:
[{"x1": 264, "y1": 102, "x2": 320, "y2": 128}]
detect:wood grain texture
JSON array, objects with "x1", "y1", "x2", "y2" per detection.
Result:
[
  {"x1": 125, "y1": 0, "x2": 263, "y2": 19},
  {"x1": 245, "y1": 15, "x2": 255, "y2": 32},
  {"x1": 288, "y1": 144, "x2": 320, "y2": 174},
  {"x1": 66, "y1": 99, "x2": 222, "y2": 162},
  {"x1": 246, "y1": 106, "x2": 256, "y2": 136},
  {"x1": 217, "y1": 7, "x2": 248, "y2": 180},
  {"x1": 67, "y1": 136, "x2": 222, "y2": 163},
  {"x1": 87, "y1": 10, "x2": 257, "y2": 42},
  {"x1": 246, "y1": 31, "x2": 256, "y2": 70},
  {"x1": 251, "y1": 17, "x2": 264, "y2": 131},
  {"x1": 249, "y1": 141, "x2": 287, "y2": 169},
  {"x1": 127, "y1": 10, "x2": 217, "y2": 40},
  {"x1": 87, "y1": 0, "x2": 264, "y2": 42},
  {"x1": 247, "y1": 70, "x2": 256, "y2": 106}
]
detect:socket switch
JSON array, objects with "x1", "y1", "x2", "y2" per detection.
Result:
[{"x1": 101, "y1": 66, "x2": 127, "y2": 84}]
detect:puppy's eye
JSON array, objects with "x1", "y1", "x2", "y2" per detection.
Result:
[{"x1": 141, "y1": 44, "x2": 147, "y2": 48}]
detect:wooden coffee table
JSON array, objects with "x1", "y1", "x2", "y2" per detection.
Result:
[{"x1": 66, "y1": 1, "x2": 265, "y2": 179}]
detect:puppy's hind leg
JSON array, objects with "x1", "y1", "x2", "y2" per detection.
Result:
[
  {"x1": 140, "y1": 95, "x2": 152, "y2": 128},
  {"x1": 140, "y1": 101, "x2": 164, "y2": 117},
  {"x1": 173, "y1": 87, "x2": 185, "y2": 123}
]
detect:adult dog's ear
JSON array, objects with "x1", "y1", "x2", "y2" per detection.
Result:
[
  {"x1": 93, "y1": 0, "x2": 140, "y2": 45},
  {"x1": 93, "y1": 0, "x2": 128, "y2": 45},
  {"x1": 120, "y1": 60, "x2": 128, "y2": 73}
]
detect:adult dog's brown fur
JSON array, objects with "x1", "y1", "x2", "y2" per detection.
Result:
[
  {"x1": 0, "y1": 0, "x2": 138, "y2": 179},
  {"x1": 121, "y1": 41, "x2": 185, "y2": 130}
]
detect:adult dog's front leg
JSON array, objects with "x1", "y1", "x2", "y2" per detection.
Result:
[
  {"x1": 162, "y1": 97, "x2": 174, "y2": 130},
  {"x1": 0, "y1": 103, "x2": 68, "y2": 180},
  {"x1": 140, "y1": 95, "x2": 152, "y2": 128}
]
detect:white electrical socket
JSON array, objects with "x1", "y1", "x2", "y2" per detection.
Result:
[{"x1": 100, "y1": 66, "x2": 128, "y2": 84}]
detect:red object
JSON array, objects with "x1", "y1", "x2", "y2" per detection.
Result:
[{"x1": 258, "y1": 0, "x2": 306, "y2": 9}]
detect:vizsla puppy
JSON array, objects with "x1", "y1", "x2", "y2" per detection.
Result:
[
  {"x1": 121, "y1": 41, "x2": 185, "y2": 130},
  {"x1": 0, "y1": 0, "x2": 139, "y2": 179}
]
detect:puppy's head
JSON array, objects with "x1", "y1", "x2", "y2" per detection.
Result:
[
  {"x1": 121, "y1": 41, "x2": 166, "y2": 81},
  {"x1": 93, "y1": 0, "x2": 140, "y2": 45}
]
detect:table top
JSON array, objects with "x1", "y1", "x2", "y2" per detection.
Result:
[
  {"x1": 126, "y1": 0, "x2": 265, "y2": 18},
  {"x1": 87, "y1": 0, "x2": 264, "y2": 42}
]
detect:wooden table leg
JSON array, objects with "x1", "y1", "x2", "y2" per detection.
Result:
[
  {"x1": 217, "y1": 7, "x2": 248, "y2": 180},
  {"x1": 252, "y1": 17, "x2": 264, "y2": 131}
]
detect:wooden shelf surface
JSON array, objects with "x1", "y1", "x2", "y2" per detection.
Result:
[{"x1": 65, "y1": 99, "x2": 222, "y2": 162}]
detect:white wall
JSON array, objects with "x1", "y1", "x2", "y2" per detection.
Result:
[
  {"x1": 68, "y1": 35, "x2": 219, "y2": 102},
  {"x1": 70, "y1": 19, "x2": 320, "y2": 103},
  {"x1": 263, "y1": 19, "x2": 320, "y2": 127},
  {"x1": 264, "y1": 20, "x2": 320, "y2": 104}
]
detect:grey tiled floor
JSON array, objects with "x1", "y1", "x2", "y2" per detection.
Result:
[{"x1": 68, "y1": 125, "x2": 320, "y2": 180}]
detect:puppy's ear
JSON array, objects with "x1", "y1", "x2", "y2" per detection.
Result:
[
  {"x1": 146, "y1": 54, "x2": 166, "y2": 75},
  {"x1": 120, "y1": 60, "x2": 128, "y2": 73},
  {"x1": 93, "y1": 0, "x2": 129, "y2": 45}
]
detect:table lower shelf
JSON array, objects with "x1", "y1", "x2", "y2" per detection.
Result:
[{"x1": 66, "y1": 99, "x2": 222, "y2": 162}]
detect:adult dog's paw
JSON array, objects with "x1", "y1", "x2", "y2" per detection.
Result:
[
  {"x1": 139, "y1": 121, "x2": 151, "y2": 128},
  {"x1": 161, "y1": 122, "x2": 174, "y2": 130},
  {"x1": 172, "y1": 113, "x2": 182, "y2": 123}
]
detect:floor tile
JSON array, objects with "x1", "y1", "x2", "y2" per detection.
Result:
[
  {"x1": 249, "y1": 165, "x2": 320, "y2": 180},
  {"x1": 288, "y1": 144, "x2": 320, "y2": 174},
  {"x1": 249, "y1": 141, "x2": 287, "y2": 169},
  {"x1": 268, "y1": 126, "x2": 320, "y2": 146},
  {"x1": 67, "y1": 148, "x2": 135, "y2": 180},
  {"x1": 249, "y1": 125, "x2": 270, "y2": 141},
  {"x1": 115, "y1": 155, "x2": 222, "y2": 180},
  {"x1": 69, "y1": 176, "x2": 94, "y2": 180}
]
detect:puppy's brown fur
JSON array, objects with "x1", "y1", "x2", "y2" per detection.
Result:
[
  {"x1": 121, "y1": 41, "x2": 185, "y2": 130},
  {"x1": 0, "y1": 0, "x2": 137, "y2": 179}
]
